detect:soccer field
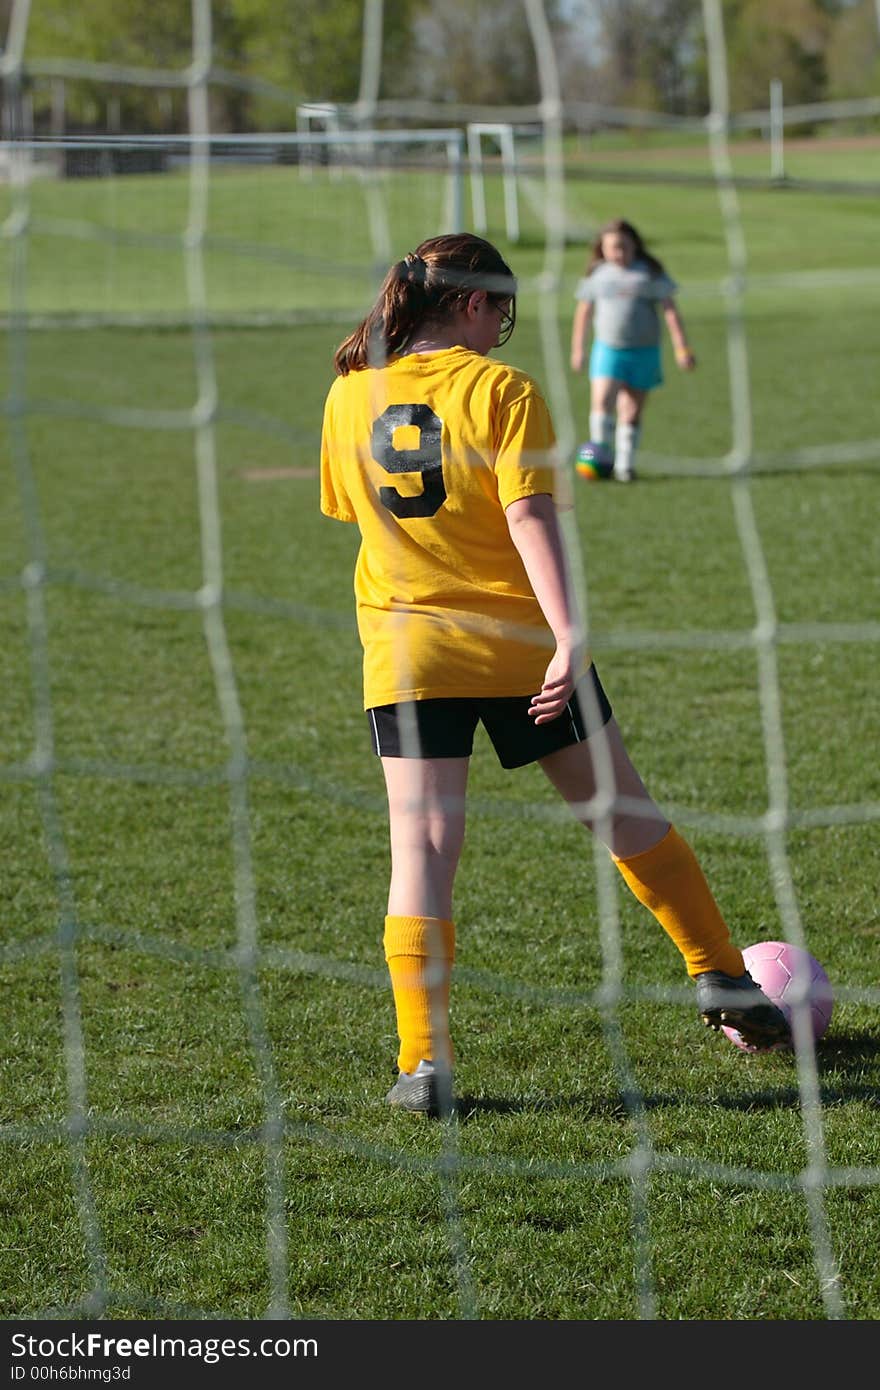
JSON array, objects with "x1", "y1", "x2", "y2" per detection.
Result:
[{"x1": 2, "y1": 137, "x2": 879, "y2": 1322}]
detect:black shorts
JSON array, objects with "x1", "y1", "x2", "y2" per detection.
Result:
[{"x1": 366, "y1": 665, "x2": 613, "y2": 770}]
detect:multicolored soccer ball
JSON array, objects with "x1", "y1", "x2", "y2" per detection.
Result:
[
  {"x1": 722, "y1": 941, "x2": 834, "y2": 1052},
  {"x1": 574, "y1": 440, "x2": 614, "y2": 481}
]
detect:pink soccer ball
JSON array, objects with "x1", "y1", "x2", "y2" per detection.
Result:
[{"x1": 722, "y1": 941, "x2": 834, "y2": 1053}]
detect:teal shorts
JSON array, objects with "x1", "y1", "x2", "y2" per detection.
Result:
[{"x1": 590, "y1": 341, "x2": 663, "y2": 391}]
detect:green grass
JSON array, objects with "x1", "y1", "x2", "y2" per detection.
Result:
[
  {"x1": 1, "y1": 139, "x2": 879, "y2": 1323},
  {"x1": 563, "y1": 125, "x2": 880, "y2": 186}
]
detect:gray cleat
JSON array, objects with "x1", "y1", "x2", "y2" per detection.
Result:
[{"x1": 385, "y1": 1059, "x2": 454, "y2": 1117}]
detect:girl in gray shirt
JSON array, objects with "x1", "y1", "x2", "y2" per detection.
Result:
[{"x1": 570, "y1": 218, "x2": 695, "y2": 481}]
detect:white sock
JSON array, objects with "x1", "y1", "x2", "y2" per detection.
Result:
[
  {"x1": 614, "y1": 421, "x2": 640, "y2": 478},
  {"x1": 589, "y1": 411, "x2": 615, "y2": 449}
]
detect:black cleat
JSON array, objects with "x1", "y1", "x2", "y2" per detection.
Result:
[{"x1": 695, "y1": 969, "x2": 791, "y2": 1050}]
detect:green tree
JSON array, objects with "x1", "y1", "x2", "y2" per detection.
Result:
[
  {"x1": 721, "y1": 0, "x2": 832, "y2": 111},
  {"x1": 825, "y1": 0, "x2": 880, "y2": 99},
  {"x1": 16, "y1": 0, "x2": 418, "y2": 133},
  {"x1": 22, "y1": 0, "x2": 252, "y2": 131},
  {"x1": 406, "y1": 0, "x2": 566, "y2": 106},
  {"x1": 584, "y1": 0, "x2": 703, "y2": 112},
  {"x1": 236, "y1": 0, "x2": 417, "y2": 108}
]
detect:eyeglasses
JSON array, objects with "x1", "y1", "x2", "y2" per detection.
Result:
[{"x1": 492, "y1": 297, "x2": 516, "y2": 346}]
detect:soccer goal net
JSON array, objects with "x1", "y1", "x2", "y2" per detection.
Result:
[
  {"x1": 0, "y1": 127, "x2": 467, "y2": 327},
  {"x1": 2, "y1": 0, "x2": 879, "y2": 1329}
]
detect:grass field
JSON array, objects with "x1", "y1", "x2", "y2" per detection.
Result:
[{"x1": 1, "y1": 136, "x2": 879, "y2": 1323}]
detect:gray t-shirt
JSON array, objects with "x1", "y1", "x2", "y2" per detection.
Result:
[{"x1": 574, "y1": 259, "x2": 677, "y2": 348}]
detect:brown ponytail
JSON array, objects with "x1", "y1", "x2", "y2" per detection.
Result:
[{"x1": 333, "y1": 233, "x2": 517, "y2": 376}]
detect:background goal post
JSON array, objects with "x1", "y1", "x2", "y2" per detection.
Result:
[{"x1": 466, "y1": 120, "x2": 522, "y2": 244}]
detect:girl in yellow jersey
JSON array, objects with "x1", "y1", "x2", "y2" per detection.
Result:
[{"x1": 320, "y1": 233, "x2": 788, "y2": 1115}]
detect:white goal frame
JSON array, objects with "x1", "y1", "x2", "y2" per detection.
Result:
[
  {"x1": 466, "y1": 121, "x2": 520, "y2": 244},
  {"x1": 296, "y1": 102, "x2": 345, "y2": 180}
]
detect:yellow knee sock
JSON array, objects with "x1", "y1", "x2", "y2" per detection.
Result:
[
  {"x1": 613, "y1": 826, "x2": 744, "y2": 979},
  {"x1": 383, "y1": 915, "x2": 455, "y2": 1073}
]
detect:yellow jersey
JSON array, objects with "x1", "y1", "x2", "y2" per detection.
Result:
[{"x1": 320, "y1": 345, "x2": 564, "y2": 708}]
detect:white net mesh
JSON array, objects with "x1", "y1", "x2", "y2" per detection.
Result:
[{"x1": 3, "y1": 0, "x2": 879, "y2": 1323}]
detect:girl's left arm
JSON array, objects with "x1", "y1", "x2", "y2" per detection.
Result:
[
  {"x1": 504, "y1": 493, "x2": 586, "y2": 724},
  {"x1": 662, "y1": 298, "x2": 696, "y2": 370}
]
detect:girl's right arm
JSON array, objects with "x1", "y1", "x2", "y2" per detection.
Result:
[{"x1": 570, "y1": 299, "x2": 593, "y2": 373}]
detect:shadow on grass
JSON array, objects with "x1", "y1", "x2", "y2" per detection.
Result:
[
  {"x1": 451, "y1": 1092, "x2": 631, "y2": 1122},
  {"x1": 451, "y1": 1032, "x2": 880, "y2": 1121}
]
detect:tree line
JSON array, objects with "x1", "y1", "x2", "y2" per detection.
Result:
[{"x1": 2, "y1": 0, "x2": 878, "y2": 135}]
